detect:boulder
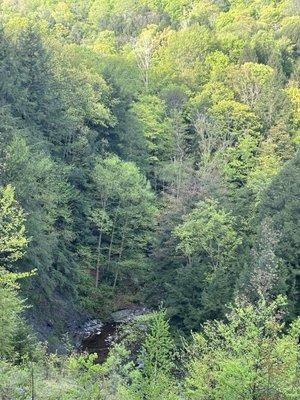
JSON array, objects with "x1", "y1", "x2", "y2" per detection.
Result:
[
  {"x1": 111, "y1": 307, "x2": 149, "y2": 323},
  {"x1": 77, "y1": 319, "x2": 103, "y2": 341}
]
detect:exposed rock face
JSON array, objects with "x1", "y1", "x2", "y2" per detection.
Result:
[
  {"x1": 26, "y1": 289, "x2": 88, "y2": 353},
  {"x1": 77, "y1": 307, "x2": 149, "y2": 360},
  {"x1": 76, "y1": 319, "x2": 103, "y2": 342},
  {"x1": 111, "y1": 307, "x2": 149, "y2": 323}
]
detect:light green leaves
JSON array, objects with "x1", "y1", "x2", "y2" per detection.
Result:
[
  {"x1": 185, "y1": 295, "x2": 300, "y2": 400},
  {"x1": 0, "y1": 185, "x2": 28, "y2": 265},
  {"x1": 174, "y1": 198, "x2": 241, "y2": 268}
]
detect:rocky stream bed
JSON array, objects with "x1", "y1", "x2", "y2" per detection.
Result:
[{"x1": 76, "y1": 307, "x2": 148, "y2": 363}]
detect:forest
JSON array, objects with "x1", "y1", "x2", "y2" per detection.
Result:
[{"x1": 0, "y1": 0, "x2": 299, "y2": 398}]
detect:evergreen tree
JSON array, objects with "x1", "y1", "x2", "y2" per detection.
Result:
[{"x1": 259, "y1": 151, "x2": 300, "y2": 316}]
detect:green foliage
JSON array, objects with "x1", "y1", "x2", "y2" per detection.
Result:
[
  {"x1": 185, "y1": 295, "x2": 300, "y2": 400},
  {"x1": 109, "y1": 310, "x2": 179, "y2": 400},
  {"x1": 0, "y1": 268, "x2": 26, "y2": 358},
  {"x1": 174, "y1": 198, "x2": 241, "y2": 267},
  {"x1": 0, "y1": 185, "x2": 28, "y2": 265},
  {"x1": 259, "y1": 151, "x2": 300, "y2": 316},
  {"x1": 0, "y1": 185, "x2": 35, "y2": 359},
  {"x1": 90, "y1": 155, "x2": 157, "y2": 289},
  {"x1": 0, "y1": 5, "x2": 299, "y2": 398},
  {"x1": 141, "y1": 310, "x2": 174, "y2": 378},
  {"x1": 1, "y1": 301, "x2": 298, "y2": 399},
  {"x1": 163, "y1": 199, "x2": 242, "y2": 329}
]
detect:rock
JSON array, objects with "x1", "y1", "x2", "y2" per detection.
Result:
[
  {"x1": 111, "y1": 307, "x2": 149, "y2": 323},
  {"x1": 76, "y1": 319, "x2": 103, "y2": 341}
]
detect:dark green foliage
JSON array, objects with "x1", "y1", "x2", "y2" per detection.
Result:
[
  {"x1": 259, "y1": 151, "x2": 300, "y2": 316},
  {"x1": 0, "y1": 0, "x2": 298, "y2": 349},
  {"x1": 14, "y1": 26, "x2": 70, "y2": 152},
  {"x1": 0, "y1": 1, "x2": 299, "y2": 398}
]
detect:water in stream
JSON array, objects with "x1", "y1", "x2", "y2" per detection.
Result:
[
  {"x1": 82, "y1": 322, "x2": 118, "y2": 363},
  {"x1": 81, "y1": 307, "x2": 148, "y2": 363}
]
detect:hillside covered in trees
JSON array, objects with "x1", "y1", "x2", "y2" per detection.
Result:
[{"x1": 0, "y1": 0, "x2": 299, "y2": 398}]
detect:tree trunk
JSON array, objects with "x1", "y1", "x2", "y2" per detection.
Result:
[
  {"x1": 108, "y1": 206, "x2": 120, "y2": 265},
  {"x1": 108, "y1": 223, "x2": 115, "y2": 265},
  {"x1": 31, "y1": 362, "x2": 35, "y2": 400},
  {"x1": 113, "y1": 218, "x2": 128, "y2": 289},
  {"x1": 95, "y1": 230, "x2": 102, "y2": 288}
]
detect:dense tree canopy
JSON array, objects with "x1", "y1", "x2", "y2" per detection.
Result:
[{"x1": 0, "y1": 0, "x2": 299, "y2": 398}]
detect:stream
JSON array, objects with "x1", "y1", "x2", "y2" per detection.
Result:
[
  {"x1": 78, "y1": 307, "x2": 148, "y2": 363},
  {"x1": 81, "y1": 322, "x2": 118, "y2": 363}
]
